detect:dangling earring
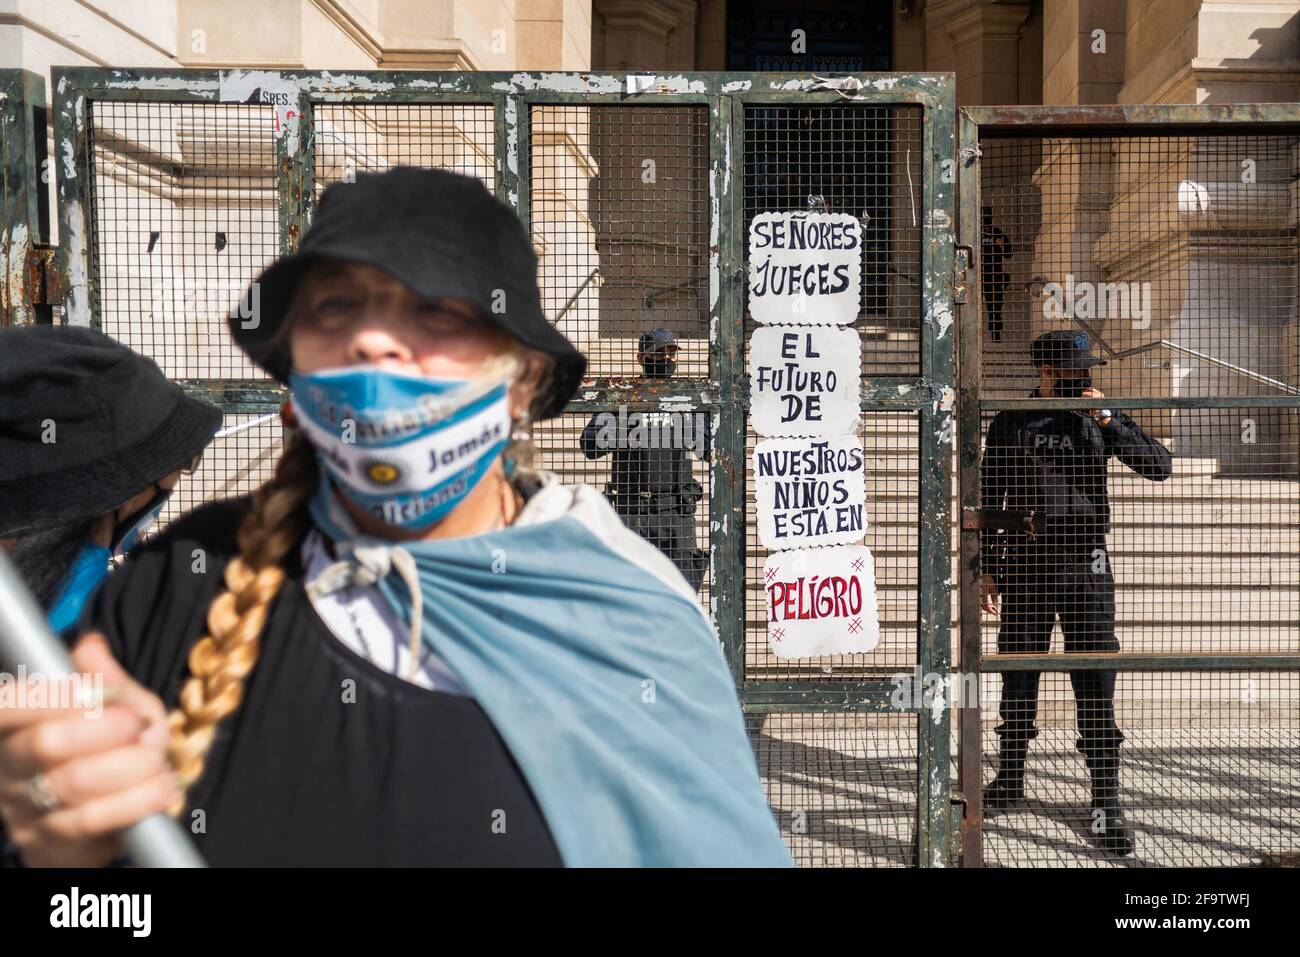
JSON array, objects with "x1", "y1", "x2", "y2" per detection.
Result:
[{"x1": 503, "y1": 415, "x2": 532, "y2": 479}]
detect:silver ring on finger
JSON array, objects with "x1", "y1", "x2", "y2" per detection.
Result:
[{"x1": 24, "y1": 772, "x2": 60, "y2": 813}]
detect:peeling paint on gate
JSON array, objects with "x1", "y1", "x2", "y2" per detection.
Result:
[{"x1": 61, "y1": 203, "x2": 89, "y2": 326}]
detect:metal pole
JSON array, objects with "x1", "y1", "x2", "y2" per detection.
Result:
[{"x1": 0, "y1": 550, "x2": 205, "y2": 868}]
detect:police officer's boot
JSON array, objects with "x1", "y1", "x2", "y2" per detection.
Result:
[
  {"x1": 983, "y1": 737, "x2": 1028, "y2": 810},
  {"x1": 1084, "y1": 748, "x2": 1133, "y2": 857}
]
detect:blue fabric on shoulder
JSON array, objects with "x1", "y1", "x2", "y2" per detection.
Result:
[{"x1": 308, "y1": 481, "x2": 792, "y2": 867}]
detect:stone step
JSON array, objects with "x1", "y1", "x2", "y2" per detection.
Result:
[
  {"x1": 739, "y1": 623, "x2": 1294, "y2": 649},
  {"x1": 741, "y1": 638, "x2": 1296, "y2": 673},
  {"x1": 738, "y1": 552, "x2": 1300, "y2": 586},
  {"x1": 741, "y1": 582, "x2": 1299, "y2": 620}
]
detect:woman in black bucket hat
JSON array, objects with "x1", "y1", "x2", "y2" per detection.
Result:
[
  {"x1": 0, "y1": 168, "x2": 791, "y2": 868},
  {"x1": 0, "y1": 325, "x2": 218, "y2": 635}
]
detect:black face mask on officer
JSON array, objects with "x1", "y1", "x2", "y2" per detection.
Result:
[
  {"x1": 1052, "y1": 370, "x2": 1091, "y2": 398},
  {"x1": 642, "y1": 352, "x2": 677, "y2": 378}
]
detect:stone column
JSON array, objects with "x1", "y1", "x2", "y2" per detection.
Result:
[
  {"x1": 939, "y1": 0, "x2": 1033, "y2": 105},
  {"x1": 1099, "y1": 0, "x2": 1300, "y2": 472}
]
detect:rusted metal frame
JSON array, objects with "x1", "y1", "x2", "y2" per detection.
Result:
[
  {"x1": 708, "y1": 90, "x2": 747, "y2": 684},
  {"x1": 861, "y1": 379, "x2": 943, "y2": 407},
  {"x1": 565, "y1": 381, "x2": 721, "y2": 412},
  {"x1": 51, "y1": 69, "x2": 121, "y2": 327},
  {"x1": 1, "y1": 71, "x2": 51, "y2": 326},
  {"x1": 179, "y1": 380, "x2": 285, "y2": 414},
  {"x1": 984, "y1": 654, "x2": 1300, "y2": 672},
  {"x1": 741, "y1": 681, "x2": 925, "y2": 712},
  {"x1": 964, "y1": 103, "x2": 1300, "y2": 137},
  {"x1": 278, "y1": 89, "x2": 313, "y2": 256},
  {"x1": 913, "y1": 73, "x2": 958, "y2": 870},
  {"x1": 302, "y1": 71, "x2": 716, "y2": 100},
  {"x1": 495, "y1": 92, "x2": 520, "y2": 215},
  {"x1": 955, "y1": 105, "x2": 985, "y2": 868},
  {"x1": 735, "y1": 76, "x2": 949, "y2": 108}
]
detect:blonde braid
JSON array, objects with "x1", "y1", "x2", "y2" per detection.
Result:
[{"x1": 165, "y1": 431, "x2": 318, "y2": 807}]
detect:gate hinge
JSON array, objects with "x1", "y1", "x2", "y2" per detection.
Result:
[
  {"x1": 27, "y1": 243, "x2": 62, "y2": 308},
  {"x1": 950, "y1": 796, "x2": 967, "y2": 863},
  {"x1": 953, "y1": 244, "x2": 972, "y2": 305}
]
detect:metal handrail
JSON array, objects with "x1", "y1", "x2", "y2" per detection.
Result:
[{"x1": 1072, "y1": 317, "x2": 1300, "y2": 396}]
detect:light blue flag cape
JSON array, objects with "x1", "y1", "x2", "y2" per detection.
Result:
[{"x1": 305, "y1": 478, "x2": 793, "y2": 867}]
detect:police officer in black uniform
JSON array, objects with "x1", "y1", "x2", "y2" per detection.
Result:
[
  {"x1": 580, "y1": 328, "x2": 710, "y2": 591},
  {"x1": 980, "y1": 330, "x2": 1172, "y2": 856},
  {"x1": 981, "y1": 206, "x2": 1011, "y2": 342}
]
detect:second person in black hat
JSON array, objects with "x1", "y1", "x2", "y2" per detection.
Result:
[{"x1": 0, "y1": 325, "x2": 218, "y2": 639}]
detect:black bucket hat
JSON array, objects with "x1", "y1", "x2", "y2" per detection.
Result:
[
  {"x1": 0, "y1": 326, "x2": 221, "y2": 537},
  {"x1": 228, "y1": 167, "x2": 587, "y2": 420}
]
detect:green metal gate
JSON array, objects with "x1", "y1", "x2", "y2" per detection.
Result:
[
  {"x1": 0, "y1": 65, "x2": 972, "y2": 866},
  {"x1": 44, "y1": 67, "x2": 958, "y2": 867},
  {"x1": 15, "y1": 69, "x2": 1294, "y2": 870},
  {"x1": 958, "y1": 105, "x2": 1300, "y2": 867}
]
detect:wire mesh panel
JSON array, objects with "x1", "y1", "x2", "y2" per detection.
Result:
[
  {"x1": 980, "y1": 671, "x2": 1299, "y2": 866},
  {"x1": 740, "y1": 103, "x2": 927, "y2": 678},
  {"x1": 87, "y1": 100, "x2": 282, "y2": 537},
  {"x1": 89, "y1": 102, "x2": 278, "y2": 380},
  {"x1": 737, "y1": 93, "x2": 949, "y2": 866},
  {"x1": 966, "y1": 117, "x2": 1300, "y2": 868},
  {"x1": 313, "y1": 103, "x2": 494, "y2": 192},
  {"x1": 748, "y1": 712, "x2": 917, "y2": 867},
  {"x1": 529, "y1": 105, "x2": 710, "y2": 379},
  {"x1": 159, "y1": 413, "x2": 284, "y2": 533},
  {"x1": 743, "y1": 103, "x2": 924, "y2": 376},
  {"x1": 978, "y1": 406, "x2": 1299, "y2": 660},
  {"x1": 978, "y1": 134, "x2": 1300, "y2": 401}
]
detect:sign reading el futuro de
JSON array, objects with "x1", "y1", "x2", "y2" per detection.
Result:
[
  {"x1": 749, "y1": 326, "x2": 861, "y2": 437},
  {"x1": 747, "y1": 210, "x2": 880, "y2": 659}
]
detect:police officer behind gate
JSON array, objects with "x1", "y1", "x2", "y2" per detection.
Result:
[
  {"x1": 579, "y1": 328, "x2": 710, "y2": 591},
  {"x1": 980, "y1": 330, "x2": 1172, "y2": 856},
  {"x1": 981, "y1": 206, "x2": 1011, "y2": 342}
]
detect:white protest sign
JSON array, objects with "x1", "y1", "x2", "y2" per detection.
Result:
[
  {"x1": 763, "y1": 545, "x2": 880, "y2": 658},
  {"x1": 753, "y1": 436, "x2": 866, "y2": 550},
  {"x1": 748, "y1": 211, "x2": 862, "y2": 325},
  {"x1": 218, "y1": 70, "x2": 298, "y2": 138},
  {"x1": 749, "y1": 325, "x2": 861, "y2": 437}
]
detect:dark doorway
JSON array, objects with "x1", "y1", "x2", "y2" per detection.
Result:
[{"x1": 726, "y1": 1, "x2": 893, "y2": 72}]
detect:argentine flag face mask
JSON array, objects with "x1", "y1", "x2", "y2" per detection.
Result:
[{"x1": 288, "y1": 365, "x2": 513, "y2": 531}]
